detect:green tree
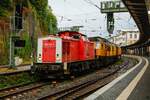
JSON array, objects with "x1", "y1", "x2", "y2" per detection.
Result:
[{"x1": 0, "y1": 0, "x2": 12, "y2": 17}]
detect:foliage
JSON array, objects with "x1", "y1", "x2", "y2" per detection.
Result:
[
  {"x1": 0, "y1": 0, "x2": 58, "y2": 65},
  {"x1": 0, "y1": 72, "x2": 39, "y2": 89},
  {"x1": 16, "y1": 33, "x2": 32, "y2": 60},
  {"x1": 29, "y1": 0, "x2": 57, "y2": 34},
  {"x1": 0, "y1": 0, "x2": 12, "y2": 17},
  {"x1": 0, "y1": 0, "x2": 58, "y2": 33}
]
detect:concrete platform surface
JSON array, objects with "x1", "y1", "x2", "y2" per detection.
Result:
[
  {"x1": 0, "y1": 65, "x2": 30, "y2": 75},
  {"x1": 85, "y1": 56, "x2": 149, "y2": 100},
  {"x1": 127, "y1": 57, "x2": 150, "y2": 100}
]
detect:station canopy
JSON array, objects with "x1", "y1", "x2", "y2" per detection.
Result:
[{"x1": 121, "y1": 0, "x2": 150, "y2": 48}]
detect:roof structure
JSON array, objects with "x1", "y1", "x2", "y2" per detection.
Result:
[
  {"x1": 58, "y1": 31, "x2": 86, "y2": 37},
  {"x1": 121, "y1": 0, "x2": 150, "y2": 48}
]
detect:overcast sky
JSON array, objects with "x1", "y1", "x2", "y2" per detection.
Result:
[{"x1": 48, "y1": 0, "x2": 137, "y2": 38}]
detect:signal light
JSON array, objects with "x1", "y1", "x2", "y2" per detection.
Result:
[
  {"x1": 15, "y1": 4, "x2": 23, "y2": 29},
  {"x1": 14, "y1": 40, "x2": 25, "y2": 47}
]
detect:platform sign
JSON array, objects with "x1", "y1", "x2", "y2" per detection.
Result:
[{"x1": 100, "y1": 1, "x2": 128, "y2": 13}]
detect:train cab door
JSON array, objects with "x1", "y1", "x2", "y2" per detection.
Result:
[
  {"x1": 62, "y1": 41, "x2": 70, "y2": 62},
  {"x1": 42, "y1": 40, "x2": 56, "y2": 63}
]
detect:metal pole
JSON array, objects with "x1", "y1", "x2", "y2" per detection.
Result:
[
  {"x1": 9, "y1": 36, "x2": 12, "y2": 67},
  {"x1": 9, "y1": 36, "x2": 15, "y2": 68},
  {"x1": 9, "y1": 16, "x2": 15, "y2": 68}
]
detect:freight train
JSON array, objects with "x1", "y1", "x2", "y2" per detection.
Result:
[{"x1": 31, "y1": 31, "x2": 122, "y2": 78}]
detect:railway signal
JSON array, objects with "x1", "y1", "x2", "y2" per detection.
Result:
[
  {"x1": 9, "y1": 3, "x2": 24, "y2": 68},
  {"x1": 100, "y1": 0, "x2": 128, "y2": 35},
  {"x1": 14, "y1": 39, "x2": 25, "y2": 48},
  {"x1": 15, "y1": 4, "x2": 23, "y2": 30},
  {"x1": 10, "y1": 36, "x2": 25, "y2": 68}
]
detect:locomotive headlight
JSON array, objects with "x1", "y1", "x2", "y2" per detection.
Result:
[
  {"x1": 56, "y1": 54, "x2": 61, "y2": 62},
  {"x1": 56, "y1": 54, "x2": 59, "y2": 59},
  {"x1": 38, "y1": 54, "x2": 42, "y2": 61},
  {"x1": 56, "y1": 54, "x2": 59, "y2": 57},
  {"x1": 56, "y1": 58, "x2": 61, "y2": 61}
]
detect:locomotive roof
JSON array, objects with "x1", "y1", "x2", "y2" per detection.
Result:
[
  {"x1": 58, "y1": 31, "x2": 87, "y2": 37},
  {"x1": 88, "y1": 36, "x2": 106, "y2": 41},
  {"x1": 89, "y1": 36, "x2": 118, "y2": 46}
]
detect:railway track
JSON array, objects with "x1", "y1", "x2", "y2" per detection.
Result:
[
  {"x1": 0, "y1": 56, "x2": 137, "y2": 100},
  {"x1": 37, "y1": 61, "x2": 129, "y2": 100},
  {"x1": 0, "y1": 82, "x2": 48, "y2": 99}
]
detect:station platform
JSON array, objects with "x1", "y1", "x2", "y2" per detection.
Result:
[
  {"x1": 85, "y1": 56, "x2": 150, "y2": 100},
  {"x1": 0, "y1": 65, "x2": 30, "y2": 75}
]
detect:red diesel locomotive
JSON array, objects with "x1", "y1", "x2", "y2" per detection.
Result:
[
  {"x1": 31, "y1": 31, "x2": 121, "y2": 78},
  {"x1": 31, "y1": 31, "x2": 95, "y2": 78}
]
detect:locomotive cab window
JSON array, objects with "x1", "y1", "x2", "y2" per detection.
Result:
[
  {"x1": 101, "y1": 43, "x2": 103, "y2": 49},
  {"x1": 72, "y1": 34, "x2": 80, "y2": 39}
]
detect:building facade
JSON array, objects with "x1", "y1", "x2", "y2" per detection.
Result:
[{"x1": 108, "y1": 29, "x2": 140, "y2": 46}]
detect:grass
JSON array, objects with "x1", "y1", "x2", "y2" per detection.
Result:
[
  {"x1": 0, "y1": 68, "x2": 16, "y2": 73},
  {"x1": 22, "y1": 59, "x2": 31, "y2": 65},
  {"x1": 115, "y1": 59, "x2": 124, "y2": 65},
  {"x1": 0, "y1": 72, "x2": 39, "y2": 89}
]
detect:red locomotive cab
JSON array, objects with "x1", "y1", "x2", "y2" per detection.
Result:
[
  {"x1": 58, "y1": 31, "x2": 95, "y2": 63},
  {"x1": 37, "y1": 36, "x2": 62, "y2": 63}
]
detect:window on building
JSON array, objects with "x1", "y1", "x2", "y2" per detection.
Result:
[
  {"x1": 130, "y1": 34, "x2": 132, "y2": 38},
  {"x1": 134, "y1": 34, "x2": 137, "y2": 39}
]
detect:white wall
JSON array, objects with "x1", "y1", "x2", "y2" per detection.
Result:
[{"x1": 108, "y1": 30, "x2": 139, "y2": 46}]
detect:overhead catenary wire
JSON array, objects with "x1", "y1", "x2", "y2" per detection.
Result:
[
  {"x1": 63, "y1": 0, "x2": 86, "y2": 16},
  {"x1": 115, "y1": 14, "x2": 137, "y2": 28},
  {"x1": 83, "y1": 0, "x2": 101, "y2": 10},
  {"x1": 50, "y1": 0, "x2": 104, "y2": 33}
]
